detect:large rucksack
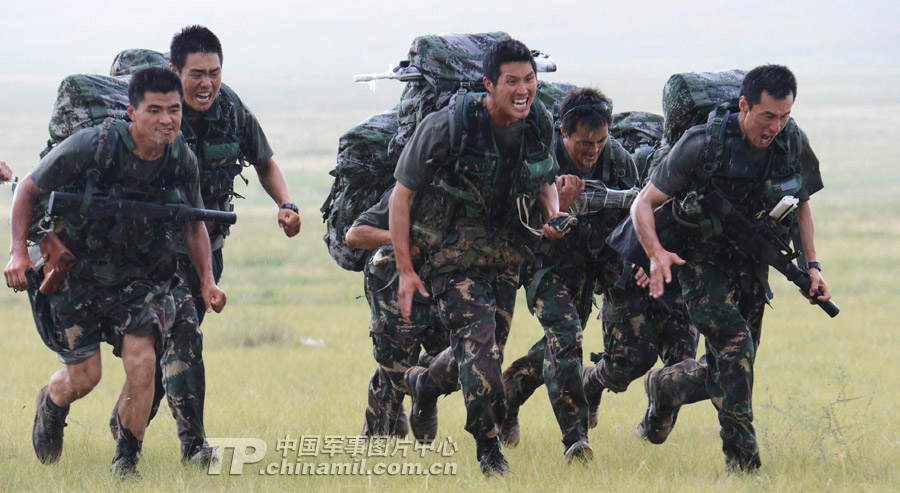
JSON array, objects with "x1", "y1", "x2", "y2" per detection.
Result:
[
  {"x1": 43, "y1": 49, "x2": 171, "y2": 157},
  {"x1": 661, "y1": 69, "x2": 746, "y2": 145},
  {"x1": 321, "y1": 109, "x2": 400, "y2": 271},
  {"x1": 610, "y1": 111, "x2": 664, "y2": 180},
  {"x1": 389, "y1": 32, "x2": 510, "y2": 160}
]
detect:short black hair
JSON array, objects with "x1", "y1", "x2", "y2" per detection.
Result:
[
  {"x1": 560, "y1": 87, "x2": 613, "y2": 134},
  {"x1": 170, "y1": 25, "x2": 223, "y2": 71},
  {"x1": 128, "y1": 66, "x2": 184, "y2": 107},
  {"x1": 483, "y1": 38, "x2": 536, "y2": 86},
  {"x1": 741, "y1": 64, "x2": 797, "y2": 108}
]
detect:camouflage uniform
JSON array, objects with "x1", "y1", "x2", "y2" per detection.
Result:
[
  {"x1": 354, "y1": 188, "x2": 449, "y2": 436},
  {"x1": 127, "y1": 85, "x2": 274, "y2": 460},
  {"x1": 503, "y1": 136, "x2": 638, "y2": 448},
  {"x1": 646, "y1": 113, "x2": 824, "y2": 470},
  {"x1": 26, "y1": 118, "x2": 199, "y2": 386},
  {"x1": 394, "y1": 92, "x2": 556, "y2": 441}
]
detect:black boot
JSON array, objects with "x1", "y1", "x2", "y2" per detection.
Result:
[
  {"x1": 476, "y1": 437, "x2": 509, "y2": 477},
  {"x1": 33, "y1": 386, "x2": 69, "y2": 464}
]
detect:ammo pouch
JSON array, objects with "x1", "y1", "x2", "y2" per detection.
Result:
[
  {"x1": 410, "y1": 188, "x2": 456, "y2": 253},
  {"x1": 38, "y1": 232, "x2": 76, "y2": 295},
  {"x1": 421, "y1": 220, "x2": 535, "y2": 279},
  {"x1": 605, "y1": 200, "x2": 688, "y2": 273}
]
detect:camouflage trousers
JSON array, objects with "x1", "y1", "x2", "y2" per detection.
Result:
[
  {"x1": 586, "y1": 274, "x2": 699, "y2": 393},
  {"x1": 140, "y1": 250, "x2": 223, "y2": 459},
  {"x1": 29, "y1": 273, "x2": 173, "y2": 364},
  {"x1": 504, "y1": 267, "x2": 592, "y2": 448},
  {"x1": 651, "y1": 257, "x2": 766, "y2": 471},
  {"x1": 411, "y1": 265, "x2": 519, "y2": 441},
  {"x1": 364, "y1": 272, "x2": 449, "y2": 436}
]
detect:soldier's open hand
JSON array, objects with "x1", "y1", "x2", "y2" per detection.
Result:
[{"x1": 648, "y1": 250, "x2": 685, "y2": 299}]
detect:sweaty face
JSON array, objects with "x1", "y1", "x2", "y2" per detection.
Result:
[
  {"x1": 175, "y1": 52, "x2": 222, "y2": 115},
  {"x1": 739, "y1": 90, "x2": 793, "y2": 149},
  {"x1": 484, "y1": 61, "x2": 537, "y2": 126},
  {"x1": 562, "y1": 123, "x2": 609, "y2": 173},
  {"x1": 127, "y1": 91, "x2": 183, "y2": 149}
]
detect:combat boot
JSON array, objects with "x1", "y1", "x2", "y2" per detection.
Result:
[
  {"x1": 499, "y1": 413, "x2": 520, "y2": 447},
  {"x1": 582, "y1": 365, "x2": 604, "y2": 429},
  {"x1": 185, "y1": 444, "x2": 220, "y2": 468},
  {"x1": 476, "y1": 437, "x2": 509, "y2": 477},
  {"x1": 392, "y1": 407, "x2": 410, "y2": 438},
  {"x1": 564, "y1": 437, "x2": 594, "y2": 463},
  {"x1": 636, "y1": 368, "x2": 677, "y2": 444},
  {"x1": 110, "y1": 427, "x2": 142, "y2": 479},
  {"x1": 33, "y1": 386, "x2": 68, "y2": 464},
  {"x1": 405, "y1": 367, "x2": 438, "y2": 444}
]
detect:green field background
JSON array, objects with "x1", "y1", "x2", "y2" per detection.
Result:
[{"x1": 2, "y1": 2, "x2": 900, "y2": 490}]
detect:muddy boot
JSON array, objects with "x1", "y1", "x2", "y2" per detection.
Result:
[
  {"x1": 582, "y1": 365, "x2": 604, "y2": 430},
  {"x1": 185, "y1": 444, "x2": 220, "y2": 468},
  {"x1": 33, "y1": 386, "x2": 69, "y2": 465},
  {"x1": 636, "y1": 368, "x2": 678, "y2": 444},
  {"x1": 110, "y1": 428, "x2": 142, "y2": 479},
  {"x1": 405, "y1": 367, "x2": 439, "y2": 444},
  {"x1": 476, "y1": 436, "x2": 509, "y2": 477}
]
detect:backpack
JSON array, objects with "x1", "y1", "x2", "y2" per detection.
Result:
[
  {"x1": 43, "y1": 49, "x2": 171, "y2": 157},
  {"x1": 610, "y1": 111, "x2": 664, "y2": 180},
  {"x1": 321, "y1": 109, "x2": 400, "y2": 271},
  {"x1": 389, "y1": 31, "x2": 511, "y2": 160},
  {"x1": 661, "y1": 69, "x2": 746, "y2": 145}
]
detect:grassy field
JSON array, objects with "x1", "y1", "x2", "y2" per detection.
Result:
[{"x1": 1, "y1": 72, "x2": 899, "y2": 492}]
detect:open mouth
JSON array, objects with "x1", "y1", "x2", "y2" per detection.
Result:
[
  {"x1": 512, "y1": 97, "x2": 528, "y2": 110},
  {"x1": 195, "y1": 92, "x2": 212, "y2": 104}
]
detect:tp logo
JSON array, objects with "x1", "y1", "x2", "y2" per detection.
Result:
[{"x1": 206, "y1": 438, "x2": 268, "y2": 475}]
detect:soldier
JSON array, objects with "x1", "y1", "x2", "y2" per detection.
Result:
[
  {"x1": 345, "y1": 186, "x2": 449, "y2": 437},
  {"x1": 4, "y1": 67, "x2": 225, "y2": 476},
  {"x1": 631, "y1": 64, "x2": 830, "y2": 472},
  {"x1": 108, "y1": 25, "x2": 301, "y2": 464},
  {"x1": 499, "y1": 88, "x2": 637, "y2": 461},
  {"x1": 389, "y1": 38, "x2": 566, "y2": 476}
]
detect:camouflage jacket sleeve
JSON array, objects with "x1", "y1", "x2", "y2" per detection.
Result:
[
  {"x1": 29, "y1": 129, "x2": 98, "y2": 192},
  {"x1": 393, "y1": 108, "x2": 451, "y2": 192}
]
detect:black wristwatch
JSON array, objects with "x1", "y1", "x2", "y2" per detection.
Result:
[
  {"x1": 279, "y1": 202, "x2": 299, "y2": 214},
  {"x1": 807, "y1": 261, "x2": 822, "y2": 272}
]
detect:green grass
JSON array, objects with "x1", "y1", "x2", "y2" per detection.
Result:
[{"x1": 1, "y1": 76, "x2": 899, "y2": 491}]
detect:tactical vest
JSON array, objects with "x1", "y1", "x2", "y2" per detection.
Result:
[
  {"x1": 180, "y1": 85, "x2": 248, "y2": 242},
  {"x1": 699, "y1": 107, "x2": 803, "y2": 230},
  {"x1": 53, "y1": 119, "x2": 187, "y2": 285},
  {"x1": 437, "y1": 91, "x2": 555, "y2": 233},
  {"x1": 558, "y1": 136, "x2": 638, "y2": 265}
]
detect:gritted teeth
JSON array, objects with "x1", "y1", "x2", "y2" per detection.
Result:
[{"x1": 513, "y1": 98, "x2": 527, "y2": 108}]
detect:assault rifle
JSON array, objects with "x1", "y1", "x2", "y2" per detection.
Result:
[
  {"x1": 699, "y1": 190, "x2": 839, "y2": 317},
  {"x1": 46, "y1": 190, "x2": 237, "y2": 225},
  {"x1": 569, "y1": 181, "x2": 640, "y2": 216}
]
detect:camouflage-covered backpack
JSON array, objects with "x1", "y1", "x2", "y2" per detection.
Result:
[
  {"x1": 42, "y1": 49, "x2": 171, "y2": 157},
  {"x1": 390, "y1": 32, "x2": 510, "y2": 160},
  {"x1": 610, "y1": 111, "x2": 664, "y2": 179},
  {"x1": 110, "y1": 48, "x2": 170, "y2": 76},
  {"x1": 662, "y1": 69, "x2": 746, "y2": 145},
  {"x1": 321, "y1": 109, "x2": 400, "y2": 271}
]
